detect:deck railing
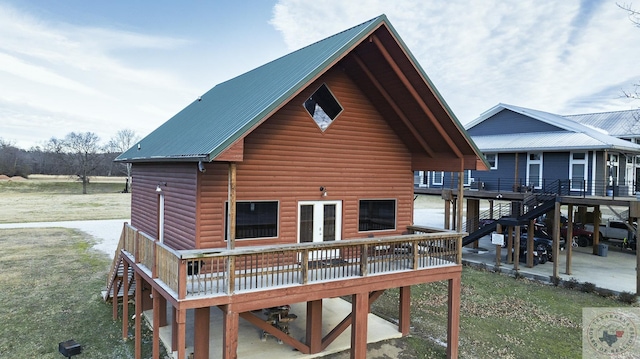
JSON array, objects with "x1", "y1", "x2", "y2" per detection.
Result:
[{"x1": 120, "y1": 224, "x2": 464, "y2": 300}]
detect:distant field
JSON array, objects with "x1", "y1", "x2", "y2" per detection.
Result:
[{"x1": 0, "y1": 175, "x2": 130, "y2": 223}]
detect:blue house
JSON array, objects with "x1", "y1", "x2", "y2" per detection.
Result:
[{"x1": 416, "y1": 104, "x2": 640, "y2": 196}]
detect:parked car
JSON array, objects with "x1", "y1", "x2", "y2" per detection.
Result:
[
  {"x1": 584, "y1": 220, "x2": 637, "y2": 250},
  {"x1": 536, "y1": 214, "x2": 593, "y2": 247},
  {"x1": 560, "y1": 223, "x2": 593, "y2": 248},
  {"x1": 502, "y1": 225, "x2": 558, "y2": 263}
]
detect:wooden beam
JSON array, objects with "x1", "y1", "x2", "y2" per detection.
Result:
[
  {"x1": 158, "y1": 296, "x2": 167, "y2": 327},
  {"x1": 240, "y1": 311, "x2": 310, "y2": 353},
  {"x1": 447, "y1": 275, "x2": 461, "y2": 359},
  {"x1": 175, "y1": 309, "x2": 186, "y2": 359},
  {"x1": 152, "y1": 288, "x2": 160, "y2": 359},
  {"x1": 495, "y1": 224, "x2": 502, "y2": 267},
  {"x1": 527, "y1": 220, "x2": 534, "y2": 268},
  {"x1": 456, "y1": 171, "x2": 464, "y2": 235},
  {"x1": 307, "y1": 300, "x2": 323, "y2": 353},
  {"x1": 194, "y1": 307, "x2": 210, "y2": 359},
  {"x1": 593, "y1": 205, "x2": 601, "y2": 255},
  {"x1": 351, "y1": 54, "x2": 434, "y2": 157},
  {"x1": 371, "y1": 35, "x2": 463, "y2": 159},
  {"x1": 553, "y1": 201, "x2": 561, "y2": 279},
  {"x1": 513, "y1": 226, "x2": 520, "y2": 271},
  {"x1": 351, "y1": 292, "x2": 369, "y2": 359},
  {"x1": 321, "y1": 291, "x2": 386, "y2": 351},
  {"x1": 134, "y1": 273, "x2": 142, "y2": 359},
  {"x1": 171, "y1": 306, "x2": 177, "y2": 352},
  {"x1": 222, "y1": 305, "x2": 239, "y2": 359},
  {"x1": 566, "y1": 204, "x2": 574, "y2": 275},
  {"x1": 399, "y1": 286, "x2": 411, "y2": 336},
  {"x1": 122, "y1": 261, "x2": 129, "y2": 340}
]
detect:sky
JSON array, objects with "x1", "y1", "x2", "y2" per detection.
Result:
[{"x1": 1, "y1": 0, "x2": 640, "y2": 149}]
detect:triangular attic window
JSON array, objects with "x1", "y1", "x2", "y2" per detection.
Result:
[{"x1": 303, "y1": 84, "x2": 343, "y2": 131}]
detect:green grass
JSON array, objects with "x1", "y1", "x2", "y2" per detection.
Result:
[
  {"x1": 0, "y1": 228, "x2": 161, "y2": 358},
  {"x1": 366, "y1": 266, "x2": 638, "y2": 359}
]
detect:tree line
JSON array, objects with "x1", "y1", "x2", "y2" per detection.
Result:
[{"x1": 0, "y1": 129, "x2": 139, "y2": 194}]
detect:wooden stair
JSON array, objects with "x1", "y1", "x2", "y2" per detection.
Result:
[{"x1": 103, "y1": 223, "x2": 135, "y2": 302}]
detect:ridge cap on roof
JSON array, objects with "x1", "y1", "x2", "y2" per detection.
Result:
[{"x1": 564, "y1": 108, "x2": 639, "y2": 117}]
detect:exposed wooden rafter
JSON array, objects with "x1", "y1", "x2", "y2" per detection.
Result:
[
  {"x1": 371, "y1": 35, "x2": 464, "y2": 159},
  {"x1": 351, "y1": 53, "x2": 435, "y2": 157}
]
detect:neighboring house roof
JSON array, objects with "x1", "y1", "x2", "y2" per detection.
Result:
[
  {"x1": 565, "y1": 109, "x2": 640, "y2": 138},
  {"x1": 116, "y1": 15, "x2": 486, "y2": 171},
  {"x1": 466, "y1": 103, "x2": 640, "y2": 154}
]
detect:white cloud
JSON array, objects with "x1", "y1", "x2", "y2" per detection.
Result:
[
  {"x1": 271, "y1": 0, "x2": 640, "y2": 121},
  {"x1": 0, "y1": 3, "x2": 197, "y2": 148}
]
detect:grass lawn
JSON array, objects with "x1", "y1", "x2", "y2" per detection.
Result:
[
  {"x1": 1, "y1": 182, "x2": 638, "y2": 358},
  {"x1": 0, "y1": 176, "x2": 130, "y2": 223},
  {"x1": 362, "y1": 266, "x2": 638, "y2": 359},
  {"x1": 0, "y1": 228, "x2": 158, "y2": 358}
]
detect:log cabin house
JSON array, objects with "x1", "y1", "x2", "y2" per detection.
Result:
[{"x1": 106, "y1": 15, "x2": 487, "y2": 359}]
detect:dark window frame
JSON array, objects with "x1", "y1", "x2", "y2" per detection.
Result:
[
  {"x1": 224, "y1": 200, "x2": 279, "y2": 240},
  {"x1": 358, "y1": 199, "x2": 397, "y2": 232}
]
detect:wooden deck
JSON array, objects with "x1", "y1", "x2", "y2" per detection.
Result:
[
  {"x1": 115, "y1": 224, "x2": 462, "y2": 302},
  {"x1": 107, "y1": 223, "x2": 465, "y2": 359}
]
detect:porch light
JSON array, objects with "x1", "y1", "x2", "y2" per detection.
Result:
[
  {"x1": 58, "y1": 339, "x2": 82, "y2": 358},
  {"x1": 156, "y1": 185, "x2": 162, "y2": 192},
  {"x1": 320, "y1": 186, "x2": 327, "y2": 197}
]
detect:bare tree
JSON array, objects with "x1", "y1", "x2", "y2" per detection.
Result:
[
  {"x1": 49, "y1": 132, "x2": 104, "y2": 194},
  {"x1": 107, "y1": 129, "x2": 140, "y2": 192}
]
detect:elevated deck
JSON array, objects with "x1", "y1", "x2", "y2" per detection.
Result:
[{"x1": 108, "y1": 223, "x2": 465, "y2": 359}]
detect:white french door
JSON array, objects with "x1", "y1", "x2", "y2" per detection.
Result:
[{"x1": 298, "y1": 200, "x2": 342, "y2": 260}]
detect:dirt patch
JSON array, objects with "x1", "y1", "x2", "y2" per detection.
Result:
[{"x1": 0, "y1": 175, "x2": 9, "y2": 181}]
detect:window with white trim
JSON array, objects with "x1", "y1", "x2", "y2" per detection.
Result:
[
  {"x1": 485, "y1": 153, "x2": 497, "y2": 170},
  {"x1": 527, "y1": 153, "x2": 543, "y2": 189},
  {"x1": 569, "y1": 152, "x2": 587, "y2": 191},
  {"x1": 432, "y1": 171, "x2": 444, "y2": 186}
]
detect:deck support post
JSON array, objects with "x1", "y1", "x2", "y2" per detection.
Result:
[
  {"x1": 171, "y1": 306, "x2": 178, "y2": 351},
  {"x1": 527, "y1": 220, "x2": 534, "y2": 268},
  {"x1": 175, "y1": 309, "x2": 187, "y2": 359},
  {"x1": 152, "y1": 288, "x2": 160, "y2": 359},
  {"x1": 456, "y1": 171, "x2": 464, "y2": 232},
  {"x1": 593, "y1": 205, "x2": 601, "y2": 255},
  {"x1": 157, "y1": 296, "x2": 167, "y2": 327},
  {"x1": 306, "y1": 300, "x2": 323, "y2": 353},
  {"x1": 513, "y1": 226, "x2": 520, "y2": 271},
  {"x1": 566, "y1": 204, "x2": 574, "y2": 275},
  {"x1": 399, "y1": 286, "x2": 411, "y2": 336},
  {"x1": 122, "y1": 261, "x2": 129, "y2": 340},
  {"x1": 495, "y1": 224, "x2": 502, "y2": 267},
  {"x1": 506, "y1": 226, "x2": 513, "y2": 264},
  {"x1": 351, "y1": 292, "x2": 368, "y2": 359},
  {"x1": 636, "y1": 222, "x2": 640, "y2": 295},
  {"x1": 134, "y1": 272, "x2": 142, "y2": 359},
  {"x1": 194, "y1": 307, "x2": 210, "y2": 359},
  {"x1": 553, "y1": 201, "x2": 561, "y2": 279},
  {"x1": 222, "y1": 304, "x2": 239, "y2": 359},
  {"x1": 444, "y1": 199, "x2": 451, "y2": 230},
  {"x1": 447, "y1": 275, "x2": 461, "y2": 359}
]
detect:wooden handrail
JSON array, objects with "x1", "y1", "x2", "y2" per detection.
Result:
[{"x1": 119, "y1": 224, "x2": 463, "y2": 299}]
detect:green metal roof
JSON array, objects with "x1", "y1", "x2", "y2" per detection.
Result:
[{"x1": 116, "y1": 15, "x2": 388, "y2": 162}]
